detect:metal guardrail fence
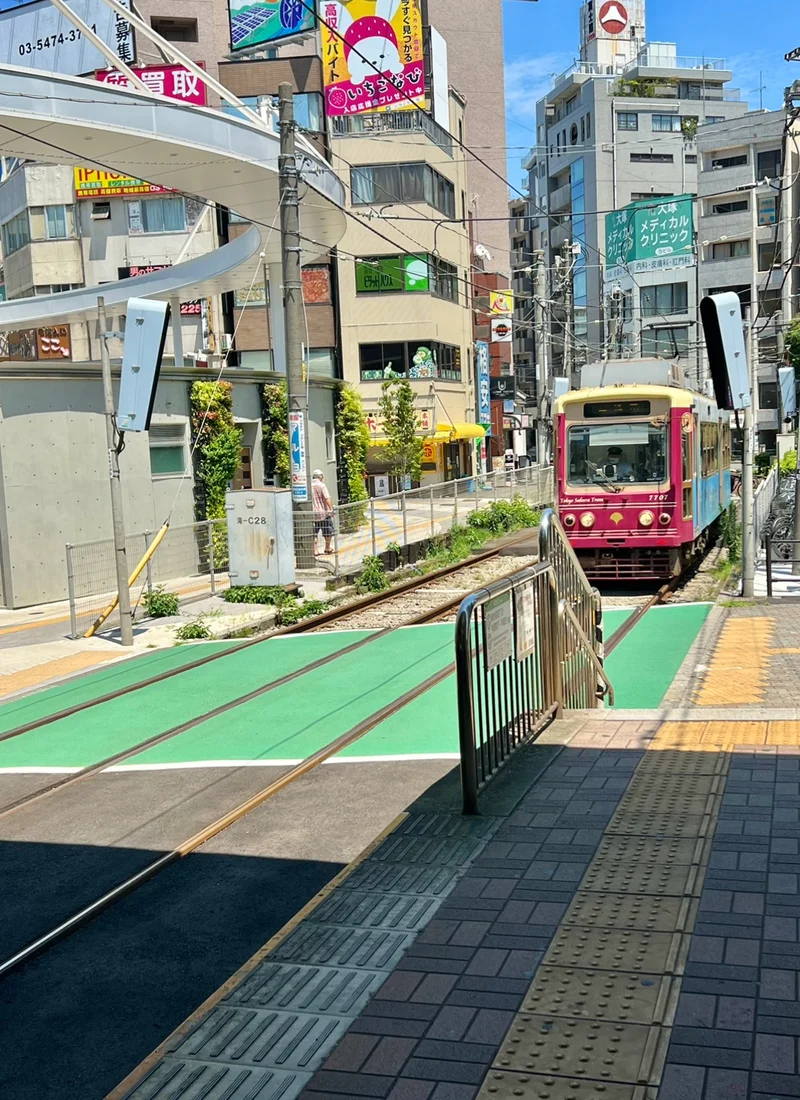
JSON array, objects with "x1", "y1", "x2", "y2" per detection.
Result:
[
  {"x1": 310, "y1": 465, "x2": 554, "y2": 578},
  {"x1": 66, "y1": 519, "x2": 225, "y2": 638},
  {"x1": 754, "y1": 466, "x2": 780, "y2": 560},
  {"x1": 456, "y1": 511, "x2": 612, "y2": 814},
  {"x1": 539, "y1": 508, "x2": 603, "y2": 655}
]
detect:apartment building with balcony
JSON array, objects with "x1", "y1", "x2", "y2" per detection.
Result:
[
  {"x1": 697, "y1": 110, "x2": 799, "y2": 452},
  {"x1": 523, "y1": 0, "x2": 747, "y2": 390},
  {"x1": 330, "y1": 95, "x2": 479, "y2": 485}
]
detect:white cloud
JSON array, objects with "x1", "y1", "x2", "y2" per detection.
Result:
[{"x1": 504, "y1": 54, "x2": 574, "y2": 125}]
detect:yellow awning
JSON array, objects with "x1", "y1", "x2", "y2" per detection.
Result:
[{"x1": 369, "y1": 422, "x2": 486, "y2": 446}]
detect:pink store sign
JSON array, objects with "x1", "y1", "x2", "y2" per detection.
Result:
[{"x1": 95, "y1": 63, "x2": 207, "y2": 106}]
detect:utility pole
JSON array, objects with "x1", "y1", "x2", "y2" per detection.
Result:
[
  {"x1": 98, "y1": 296, "x2": 134, "y2": 646},
  {"x1": 279, "y1": 82, "x2": 314, "y2": 566},
  {"x1": 742, "y1": 315, "x2": 757, "y2": 598},
  {"x1": 533, "y1": 251, "x2": 549, "y2": 464}
]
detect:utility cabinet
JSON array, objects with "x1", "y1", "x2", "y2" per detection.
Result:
[{"x1": 225, "y1": 488, "x2": 295, "y2": 587}]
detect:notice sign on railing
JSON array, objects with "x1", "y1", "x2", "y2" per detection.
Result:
[
  {"x1": 483, "y1": 592, "x2": 513, "y2": 670},
  {"x1": 515, "y1": 582, "x2": 536, "y2": 661}
]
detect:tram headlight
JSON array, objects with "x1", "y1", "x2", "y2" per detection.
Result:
[
  {"x1": 580, "y1": 512, "x2": 596, "y2": 529},
  {"x1": 563, "y1": 513, "x2": 576, "y2": 528},
  {"x1": 639, "y1": 510, "x2": 655, "y2": 528},
  {"x1": 659, "y1": 513, "x2": 671, "y2": 526}
]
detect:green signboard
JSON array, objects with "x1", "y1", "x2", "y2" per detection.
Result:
[
  {"x1": 356, "y1": 255, "x2": 430, "y2": 294},
  {"x1": 605, "y1": 194, "x2": 695, "y2": 274}
]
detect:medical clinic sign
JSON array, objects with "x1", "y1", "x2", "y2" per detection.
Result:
[
  {"x1": 95, "y1": 63, "x2": 207, "y2": 105},
  {"x1": 605, "y1": 194, "x2": 695, "y2": 280}
]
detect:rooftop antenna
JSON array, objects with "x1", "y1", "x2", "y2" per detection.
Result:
[{"x1": 750, "y1": 71, "x2": 766, "y2": 111}]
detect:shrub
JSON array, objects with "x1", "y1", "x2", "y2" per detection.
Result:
[
  {"x1": 356, "y1": 555, "x2": 389, "y2": 593},
  {"x1": 223, "y1": 585, "x2": 294, "y2": 606},
  {"x1": 755, "y1": 452, "x2": 774, "y2": 477},
  {"x1": 276, "y1": 597, "x2": 332, "y2": 625},
  {"x1": 175, "y1": 616, "x2": 213, "y2": 640},
  {"x1": 720, "y1": 502, "x2": 742, "y2": 564},
  {"x1": 337, "y1": 385, "x2": 370, "y2": 532},
  {"x1": 781, "y1": 450, "x2": 798, "y2": 475},
  {"x1": 142, "y1": 585, "x2": 179, "y2": 618},
  {"x1": 467, "y1": 498, "x2": 540, "y2": 535},
  {"x1": 262, "y1": 382, "x2": 290, "y2": 486}
]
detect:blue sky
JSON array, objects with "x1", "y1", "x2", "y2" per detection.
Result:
[{"x1": 502, "y1": 0, "x2": 798, "y2": 188}]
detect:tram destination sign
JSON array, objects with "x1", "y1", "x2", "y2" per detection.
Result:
[{"x1": 0, "y1": 0, "x2": 135, "y2": 76}]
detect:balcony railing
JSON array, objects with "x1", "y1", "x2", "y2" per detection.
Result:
[
  {"x1": 631, "y1": 50, "x2": 727, "y2": 71},
  {"x1": 331, "y1": 111, "x2": 453, "y2": 156}
]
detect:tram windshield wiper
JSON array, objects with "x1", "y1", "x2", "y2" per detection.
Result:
[{"x1": 587, "y1": 461, "x2": 622, "y2": 493}]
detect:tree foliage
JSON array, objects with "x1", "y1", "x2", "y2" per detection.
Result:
[
  {"x1": 378, "y1": 378, "x2": 424, "y2": 485},
  {"x1": 190, "y1": 381, "x2": 242, "y2": 521},
  {"x1": 337, "y1": 384, "x2": 369, "y2": 505},
  {"x1": 785, "y1": 316, "x2": 800, "y2": 373},
  {"x1": 261, "y1": 382, "x2": 290, "y2": 486}
]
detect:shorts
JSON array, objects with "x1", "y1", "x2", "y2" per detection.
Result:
[{"x1": 314, "y1": 517, "x2": 334, "y2": 538}]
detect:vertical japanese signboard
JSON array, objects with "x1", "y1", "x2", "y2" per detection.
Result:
[
  {"x1": 0, "y1": 0, "x2": 134, "y2": 75},
  {"x1": 289, "y1": 411, "x2": 308, "y2": 502},
  {"x1": 604, "y1": 194, "x2": 695, "y2": 279},
  {"x1": 476, "y1": 340, "x2": 491, "y2": 430},
  {"x1": 321, "y1": 0, "x2": 425, "y2": 116}
]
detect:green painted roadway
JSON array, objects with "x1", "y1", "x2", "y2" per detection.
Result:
[{"x1": 0, "y1": 606, "x2": 710, "y2": 772}]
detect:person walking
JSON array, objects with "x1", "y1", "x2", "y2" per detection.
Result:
[{"x1": 312, "y1": 469, "x2": 335, "y2": 555}]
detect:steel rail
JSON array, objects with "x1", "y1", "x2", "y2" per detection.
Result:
[
  {"x1": 0, "y1": 585, "x2": 476, "y2": 821},
  {"x1": 604, "y1": 581, "x2": 675, "y2": 656},
  {"x1": 0, "y1": 662, "x2": 456, "y2": 981},
  {"x1": 0, "y1": 532, "x2": 535, "y2": 746}
]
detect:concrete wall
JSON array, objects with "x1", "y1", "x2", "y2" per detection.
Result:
[{"x1": 0, "y1": 368, "x2": 267, "y2": 608}]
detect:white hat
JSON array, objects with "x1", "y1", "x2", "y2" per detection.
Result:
[{"x1": 313, "y1": 469, "x2": 324, "y2": 478}]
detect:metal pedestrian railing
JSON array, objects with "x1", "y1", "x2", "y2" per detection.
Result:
[
  {"x1": 456, "y1": 510, "x2": 612, "y2": 814},
  {"x1": 66, "y1": 518, "x2": 226, "y2": 638},
  {"x1": 754, "y1": 466, "x2": 779, "y2": 560}
]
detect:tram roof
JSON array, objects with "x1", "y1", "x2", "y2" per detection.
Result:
[{"x1": 554, "y1": 384, "x2": 716, "y2": 416}]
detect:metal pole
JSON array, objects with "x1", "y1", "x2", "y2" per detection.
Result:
[
  {"x1": 370, "y1": 499, "x2": 377, "y2": 556},
  {"x1": 453, "y1": 477, "x2": 459, "y2": 525},
  {"x1": 98, "y1": 296, "x2": 134, "y2": 646},
  {"x1": 207, "y1": 520, "x2": 216, "y2": 595},
  {"x1": 430, "y1": 485, "x2": 435, "y2": 539},
  {"x1": 143, "y1": 530, "x2": 153, "y2": 595},
  {"x1": 534, "y1": 251, "x2": 549, "y2": 465},
  {"x1": 742, "y1": 320, "x2": 756, "y2": 598},
  {"x1": 401, "y1": 490, "x2": 408, "y2": 552},
  {"x1": 279, "y1": 83, "x2": 314, "y2": 569},
  {"x1": 766, "y1": 534, "x2": 773, "y2": 597},
  {"x1": 66, "y1": 545, "x2": 78, "y2": 640}
]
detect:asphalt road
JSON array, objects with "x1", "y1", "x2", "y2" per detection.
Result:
[{"x1": 0, "y1": 758, "x2": 455, "y2": 1099}]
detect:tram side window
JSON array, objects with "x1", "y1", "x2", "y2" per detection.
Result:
[
  {"x1": 722, "y1": 423, "x2": 731, "y2": 467},
  {"x1": 701, "y1": 423, "x2": 719, "y2": 476},
  {"x1": 682, "y1": 428, "x2": 693, "y2": 519}
]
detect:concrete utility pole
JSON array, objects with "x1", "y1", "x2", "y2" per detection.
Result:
[
  {"x1": 97, "y1": 296, "x2": 134, "y2": 646},
  {"x1": 279, "y1": 82, "x2": 314, "y2": 566},
  {"x1": 742, "y1": 316, "x2": 757, "y2": 598},
  {"x1": 533, "y1": 251, "x2": 549, "y2": 464}
]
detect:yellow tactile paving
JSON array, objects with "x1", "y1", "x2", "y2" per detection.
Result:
[
  {"x1": 652, "y1": 721, "x2": 800, "y2": 749},
  {"x1": 0, "y1": 650, "x2": 121, "y2": 699},
  {"x1": 693, "y1": 616, "x2": 774, "y2": 706},
  {"x1": 766, "y1": 721, "x2": 800, "y2": 746}
]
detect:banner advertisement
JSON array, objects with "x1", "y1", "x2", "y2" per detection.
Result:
[
  {"x1": 605, "y1": 194, "x2": 694, "y2": 278},
  {"x1": 118, "y1": 266, "x2": 202, "y2": 315},
  {"x1": 0, "y1": 325, "x2": 71, "y2": 361},
  {"x1": 289, "y1": 411, "x2": 308, "y2": 502},
  {"x1": 365, "y1": 407, "x2": 434, "y2": 438},
  {"x1": 74, "y1": 168, "x2": 171, "y2": 199},
  {"x1": 356, "y1": 254, "x2": 428, "y2": 293},
  {"x1": 476, "y1": 340, "x2": 491, "y2": 428},
  {"x1": 0, "y1": 0, "x2": 134, "y2": 76},
  {"x1": 321, "y1": 0, "x2": 425, "y2": 117},
  {"x1": 228, "y1": 0, "x2": 315, "y2": 52},
  {"x1": 489, "y1": 290, "x2": 514, "y2": 316},
  {"x1": 95, "y1": 62, "x2": 206, "y2": 105}
]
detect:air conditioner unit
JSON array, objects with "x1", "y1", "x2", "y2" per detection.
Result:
[{"x1": 220, "y1": 333, "x2": 233, "y2": 353}]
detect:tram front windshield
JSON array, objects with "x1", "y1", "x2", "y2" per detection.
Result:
[{"x1": 567, "y1": 422, "x2": 668, "y2": 486}]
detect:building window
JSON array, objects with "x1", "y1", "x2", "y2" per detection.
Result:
[
  {"x1": 359, "y1": 340, "x2": 461, "y2": 381},
  {"x1": 711, "y1": 199, "x2": 748, "y2": 214},
  {"x1": 759, "y1": 381, "x2": 779, "y2": 410},
  {"x1": 641, "y1": 282, "x2": 688, "y2": 317},
  {"x1": 35, "y1": 284, "x2": 81, "y2": 294},
  {"x1": 642, "y1": 326, "x2": 690, "y2": 358},
  {"x1": 28, "y1": 204, "x2": 75, "y2": 240},
  {"x1": 617, "y1": 112, "x2": 638, "y2": 130},
  {"x1": 570, "y1": 123, "x2": 578, "y2": 145},
  {"x1": 630, "y1": 153, "x2": 674, "y2": 163},
  {"x1": 325, "y1": 421, "x2": 335, "y2": 462},
  {"x1": 431, "y1": 257, "x2": 458, "y2": 302},
  {"x1": 757, "y1": 148, "x2": 782, "y2": 180},
  {"x1": 585, "y1": 113, "x2": 591, "y2": 139},
  {"x1": 140, "y1": 196, "x2": 187, "y2": 234},
  {"x1": 705, "y1": 116, "x2": 725, "y2": 125},
  {"x1": 581, "y1": 116, "x2": 585, "y2": 142},
  {"x1": 712, "y1": 239, "x2": 750, "y2": 260},
  {"x1": 652, "y1": 114, "x2": 682, "y2": 132},
  {"x1": 758, "y1": 240, "x2": 782, "y2": 271},
  {"x1": 355, "y1": 254, "x2": 435, "y2": 295},
  {"x1": 711, "y1": 153, "x2": 748, "y2": 169},
  {"x1": 148, "y1": 424, "x2": 187, "y2": 477},
  {"x1": 1, "y1": 210, "x2": 30, "y2": 255},
  {"x1": 684, "y1": 154, "x2": 697, "y2": 164},
  {"x1": 150, "y1": 16, "x2": 198, "y2": 41},
  {"x1": 706, "y1": 284, "x2": 751, "y2": 308},
  {"x1": 350, "y1": 163, "x2": 455, "y2": 218}
]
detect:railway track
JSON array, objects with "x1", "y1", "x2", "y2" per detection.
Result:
[
  {"x1": 604, "y1": 577, "x2": 679, "y2": 655},
  {"x1": 0, "y1": 539, "x2": 537, "y2": 980}
]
